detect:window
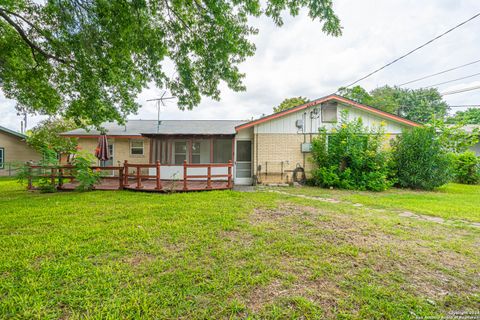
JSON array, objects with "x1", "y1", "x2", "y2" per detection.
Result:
[
  {"x1": 174, "y1": 141, "x2": 187, "y2": 164},
  {"x1": 191, "y1": 142, "x2": 201, "y2": 164},
  {"x1": 322, "y1": 103, "x2": 338, "y2": 123},
  {"x1": 0, "y1": 148, "x2": 4, "y2": 169},
  {"x1": 131, "y1": 140, "x2": 144, "y2": 155},
  {"x1": 213, "y1": 139, "x2": 232, "y2": 163}
]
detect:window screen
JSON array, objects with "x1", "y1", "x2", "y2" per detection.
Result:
[
  {"x1": 174, "y1": 141, "x2": 187, "y2": 165},
  {"x1": 191, "y1": 142, "x2": 201, "y2": 164},
  {"x1": 213, "y1": 139, "x2": 232, "y2": 163},
  {"x1": 236, "y1": 141, "x2": 252, "y2": 162},
  {"x1": 131, "y1": 140, "x2": 144, "y2": 155},
  {"x1": 322, "y1": 104, "x2": 338, "y2": 123}
]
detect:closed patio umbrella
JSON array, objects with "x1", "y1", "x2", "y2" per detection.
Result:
[{"x1": 95, "y1": 134, "x2": 110, "y2": 166}]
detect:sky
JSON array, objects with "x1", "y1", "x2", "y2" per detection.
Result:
[{"x1": 1, "y1": 0, "x2": 480, "y2": 132}]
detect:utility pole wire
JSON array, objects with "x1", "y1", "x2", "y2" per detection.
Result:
[
  {"x1": 340, "y1": 12, "x2": 480, "y2": 90},
  {"x1": 398, "y1": 58, "x2": 480, "y2": 87},
  {"x1": 441, "y1": 84, "x2": 480, "y2": 96},
  {"x1": 422, "y1": 71, "x2": 480, "y2": 88},
  {"x1": 449, "y1": 105, "x2": 480, "y2": 108}
]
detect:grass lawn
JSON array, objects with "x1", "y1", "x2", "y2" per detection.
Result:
[{"x1": 0, "y1": 179, "x2": 478, "y2": 319}]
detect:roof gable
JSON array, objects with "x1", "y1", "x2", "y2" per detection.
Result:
[{"x1": 235, "y1": 94, "x2": 421, "y2": 131}]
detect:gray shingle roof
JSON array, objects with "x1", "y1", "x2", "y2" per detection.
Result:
[
  {"x1": 63, "y1": 120, "x2": 247, "y2": 136},
  {"x1": 0, "y1": 125, "x2": 27, "y2": 139}
]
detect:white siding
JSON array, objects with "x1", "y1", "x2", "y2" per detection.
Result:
[
  {"x1": 236, "y1": 127, "x2": 253, "y2": 139},
  {"x1": 255, "y1": 103, "x2": 408, "y2": 134}
]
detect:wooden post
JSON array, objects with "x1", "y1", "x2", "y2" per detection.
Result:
[
  {"x1": 118, "y1": 167, "x2": 124, "y2": 190},
  {"x1": 58, "y1": 168, "x2": 64, "y2": 189},
  {"x1": 155, "y1": 160, "x2": 162, "y2": 190},
  {"x1": 123, "y1": 160, "x2": 129, "y2": 186},
  {"x1": 27, "y1": 162, "x2": 32, "y2": 190},
  {"x1": 183, "y1": 160, "x2": 188, "y2": 191},
  {"x1": 207, "y1": 165, "x2": 212, "y2": 189},
  {"x1": 227, "y1": 160, "x2": 232, "y2": 188},
  {"x1": 136, "y1": 165, "x2": 143, "y2": 189},
  {"x1": 51, "y1": 168, "x2": 56, "y2": 187}
]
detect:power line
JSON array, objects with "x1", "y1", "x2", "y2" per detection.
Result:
[
  {"x1": 449, "y1": 105, "x2": 480, "y2": 108},
  {"x1": 398, "y1": 58, "x2": 480, "y2": 86},
  {"x1": 423, "y1": 71, "x2": 480, "y2": 88},
  {"x1": 340, "y1": 12, "x2": 480, "y2": 89},
  {"x1": 441, "y1": 84, "x2": 480, "y2": 96}
]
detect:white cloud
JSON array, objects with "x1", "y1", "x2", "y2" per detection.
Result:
[{"x1": 2, "y1": 0, "x2": 480, "y2": 131}]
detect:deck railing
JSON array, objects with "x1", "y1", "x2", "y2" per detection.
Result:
[
  {"x1": 123, "y1": 161, "x2": 162, "y2": 190},
  {"x1": 26, "y1": 164, "x2": 124, "y2": 190},
  {"x1": 183, "y1": 160, "x2": 233, "y2": 191},
  {"x1": 25, "y1": 161, "x2": 233, "y2": 192}
]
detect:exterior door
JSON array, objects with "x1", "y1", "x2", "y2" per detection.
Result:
[{"x1": 235, "y1": 140, "x2": 252, "y2": 185}]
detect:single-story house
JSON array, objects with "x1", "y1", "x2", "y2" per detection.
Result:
[
  {"x1": 62, "y1": 94, "x2": 420, "y2": 185},
  {"x1": 0, "y1": 126, "x2": 41, "y2": 176}
]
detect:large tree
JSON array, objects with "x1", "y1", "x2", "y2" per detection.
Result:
[
  {"x1": 273, "y1": 96, "x2": 309, "y2": 113},
  {"x1": 0, "y1": 1, "x2": 341, "y2": 128},
  {"x1": 338, "y1": 85, "x2": 449, "y2": 123}
]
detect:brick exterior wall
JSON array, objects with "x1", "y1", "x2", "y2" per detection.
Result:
[
  {"x1": 253, "y1": 133, "x2": 399, "y2": 184},
  {"x1": 253, "y1": 133, "x2": 314, "y2": 184}
]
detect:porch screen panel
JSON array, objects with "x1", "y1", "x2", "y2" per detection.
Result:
[
  {"x1": 151, "y1": 139, "x2": 167, "y2": 164},
  {"x1": 174, "y1": 141, "x2": 187, "y2": 164},
  {"x1": 213, "y1": 139, "x2": 232, "y2": 163},
  {"x1": 193, "y1": 139, "x2": 210, "y2": 163}
]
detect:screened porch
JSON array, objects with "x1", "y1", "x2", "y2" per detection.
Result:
[{"x1": 147, "y1": 135, "x2": 235, "y2": 180}]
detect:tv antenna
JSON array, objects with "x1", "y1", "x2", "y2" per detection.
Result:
[{"x1": 146, "y1": 91, "x2": 175, "y2": 132}]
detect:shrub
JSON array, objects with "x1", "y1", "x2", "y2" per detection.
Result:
[
  {"x1": 453, "y1": 152, "x2": 479, "y2": 184},
  {"x1": 16, "y1": 146, "x2": 59, "y2": 193},
  {"x1": 310, "y1": 111, "x2": 393, "y2": 191},
  {"x1": 392, "y1": 127, "x2": 453, "y2": 190},
  {"x1": 72, "y1": 151, "x2": 102, "y2": 191}
]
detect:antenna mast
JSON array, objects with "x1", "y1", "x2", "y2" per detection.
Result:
[{"x1": 146, "y1": 92, "x2": 175, "y2": 133}]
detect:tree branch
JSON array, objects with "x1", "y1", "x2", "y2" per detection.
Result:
[{"x1": 0, "y1": 8, "x2": 68, "y2": 64}]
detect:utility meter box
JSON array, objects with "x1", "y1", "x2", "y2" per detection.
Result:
[{"x1": 301, "y1": 143, "x2": 312, "y2": 153}]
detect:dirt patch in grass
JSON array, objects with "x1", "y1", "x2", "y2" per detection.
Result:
[
  {"x1": 122, "y1": 252, "x2": 156, "y2": 267},
  {"x1": 245, "y1": 275, "x2": 344, "y2": 318},
  {"x1": 243, "y1": 202, "x2": 480, "y2": 315}
]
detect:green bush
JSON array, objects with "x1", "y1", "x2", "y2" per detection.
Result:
[
  {"x1": 72, "y1": 151, "x2": 102, "y2": 191},
  {"x1": 392, "y1": 127, "x2": 453, "y2": 190},
  {"x1": 453, "y1": 152, "x2": 479, "y2": 184},
  {"x1": 310, "y1": 111, "x2": 393, "y2": 191},
  {"x1": 16, "y1": 146, "x2": 59, "y2": 193}
]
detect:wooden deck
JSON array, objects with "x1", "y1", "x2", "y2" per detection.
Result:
[
  {"x1": 27, "y1": 161, "x2": 234, "y2": 193},
  {"x1": 60, "y1": 178, "x2": 231, "y2": 192}
]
